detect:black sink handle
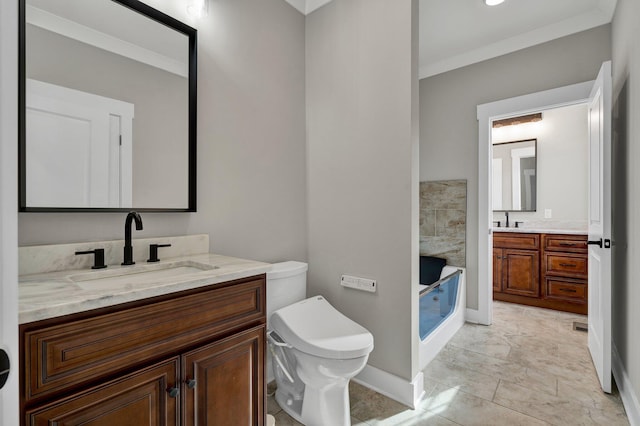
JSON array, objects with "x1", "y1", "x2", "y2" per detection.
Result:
[{"x1": 147, "y1": 244, "x2": 172, "y2": 263}]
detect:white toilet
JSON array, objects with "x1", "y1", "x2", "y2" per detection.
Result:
[{"x1": 267, "y1": 262, "x2": 374, "y2": 426}]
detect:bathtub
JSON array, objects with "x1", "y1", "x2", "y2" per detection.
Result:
[{"x1": 418, "y1": 265, "x2": 466, "y2": 370}]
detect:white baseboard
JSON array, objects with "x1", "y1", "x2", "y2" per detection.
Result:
[
  {"x1": 353, "y1": 365, "x2": 424, "y2": 409},
  {"x1": 465, "y1": 308, "x2": 480, "y2": 324},
  {"x1": 612, "y1": 343, "x2": 640, "y2": 426}
]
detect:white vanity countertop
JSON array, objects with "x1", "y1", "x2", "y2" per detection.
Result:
[
  {"x1": 19, "y1": 253, "x2": 271, "y2": 324},
  {"x1": 493, "y1": 227, "x2": 587, "y2": 235}
]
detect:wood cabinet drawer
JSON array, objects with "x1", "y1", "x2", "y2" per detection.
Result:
[
  {"x1": 544, "y1": 253, "x2": 587, "y2": 278},
  {"x1": 493, "y1": 232, "x2": 540, "y2": 250},
  {"x1": 543, "y1": 234, "x2": 587, "y2": 253},
  {"x1": 544, "y1": 278, "x2": 587, "y2": 304},
  {"x1": 26, "y1": 358, "x2": 180, "y2": 426},
  {"x1": 22, "y1": 276, "x2": 265, "y2": 403}
]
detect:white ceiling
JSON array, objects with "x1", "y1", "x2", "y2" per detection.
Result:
[
  {"x1": 419, "y1": 0, "x2": 617, "y2": 79},
  {"x1": 285, "y1": 0, "x2": 617, "y2": 79}
]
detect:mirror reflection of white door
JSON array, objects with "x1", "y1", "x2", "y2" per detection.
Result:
[
  {"x1": 26, "y1": 79, "x2": 133, "y2": 208},
  {"x1": 492, "y1": 158, "x2": 503, "y2": 210},
  {"x1": 510, "y1": 146, "x2": 535, "y2": 210},
  {"x1": 587, "y1": 61, "x2": 612, "y2": 393}
]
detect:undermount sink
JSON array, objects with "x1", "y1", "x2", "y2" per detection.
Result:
[{"x1": 70, "y1": 260, "x2": 218, "y2": 291}]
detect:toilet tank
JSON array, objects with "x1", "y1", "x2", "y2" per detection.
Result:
[{"x1": 266, "y1": 261, "x2": 308, "y2": 327}]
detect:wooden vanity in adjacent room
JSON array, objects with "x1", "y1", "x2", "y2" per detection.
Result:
[{"x1": 493, "y1": 231, "x2": 588, "y2": 314}]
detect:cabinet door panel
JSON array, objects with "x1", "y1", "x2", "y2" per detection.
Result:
[
  {"x1": 26, "y1": 358, "x2": 179, "y2": 426},
  {"x1": 183, "y1": 326, "x2": 264, "y2": 426},
  {"x1": 503, "y1": 249, "x2": 539, "y2": 297}
]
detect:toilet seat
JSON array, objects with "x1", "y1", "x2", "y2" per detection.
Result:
[{"x1": 270, "y1": 296, "x2": 374, "y2": 359}]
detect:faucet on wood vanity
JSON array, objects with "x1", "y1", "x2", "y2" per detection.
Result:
[{"x1": 122, "y1": 212, "x2": 143, "y2": 265}]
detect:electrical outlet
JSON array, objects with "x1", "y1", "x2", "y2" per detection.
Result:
[
  {"x1": 544, "y1": 209, "x2": 552, "y2": 218},
  {"x1": 341, "y1": 275, "x2": 376, "y2": 293}
]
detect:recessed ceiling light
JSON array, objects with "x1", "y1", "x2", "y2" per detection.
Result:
[{"x1": 485, "y1": 0, "x2": 505, "y2": 5}]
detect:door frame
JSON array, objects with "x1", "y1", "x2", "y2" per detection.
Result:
[
  {"x1": 476, "y1": 81, "x2": 594, "y2": 325},
  {"x1": 0, "y1": 0, "x2": 19, "y2": 422}
]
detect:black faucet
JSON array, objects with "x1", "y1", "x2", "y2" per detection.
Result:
[
  {"x1": 505, "y1": 211, "x2": 510, "y2": 228},
  {"x1": 122, "y1": 212, "x2": 143, "y2": 265}
]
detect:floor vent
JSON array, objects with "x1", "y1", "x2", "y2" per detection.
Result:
[{"x1": 573, "y1": 321, "x2": 588, "y2": 332}]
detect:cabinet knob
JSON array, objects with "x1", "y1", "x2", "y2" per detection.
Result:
[
  {"x1": 167, "y1": 387, "x2": 180, "y2": 398},
  {"x1": 187, "y1": 379, "x2": 197, "y2": 389}
]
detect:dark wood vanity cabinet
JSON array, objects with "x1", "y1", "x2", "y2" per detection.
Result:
[
  {"x1": 542, "y1": 234, "x2": 588, "y2": 314},
  {"x1": 493, "y1": 232, "x2": 588, "y2": 314},
  {"x1": 493, "y1": 233, "x2": 540, "y2": 298},
  {"x1": 20, "y1": 275, "x2": 266, "y2": 426}
]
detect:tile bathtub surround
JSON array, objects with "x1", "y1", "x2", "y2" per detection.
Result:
[
  {"x1": 19, "y1": 234, "x2": 210, "y2": 275},
  {"x1": 420, "y1": 180, "x2": 467, "y2": 267},
  {"x1": 268, "y1": 302, "x2": 629, "y2": 425}
]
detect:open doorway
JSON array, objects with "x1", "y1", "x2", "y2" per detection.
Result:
[
  {"x1": 477, "y1": 61, "x2": 613, "y2": 393},
  {"x1": 491, "y1": 103, "x2": 589, "y2": 314},
  {"x1": 476, "y1": 80, "x2": 594, "y2": 326}
]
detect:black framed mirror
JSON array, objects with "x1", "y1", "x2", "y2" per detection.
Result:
[{"x1": 19, "y1": 0, "x2": 197, "y2": 212}]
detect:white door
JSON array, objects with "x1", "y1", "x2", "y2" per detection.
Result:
[
  {"x1": 26, "y1": 79, "x2": 134, "y2": 208},
  {"x1": 587, "y1": 61, "x2": 612, "y2": 393}
]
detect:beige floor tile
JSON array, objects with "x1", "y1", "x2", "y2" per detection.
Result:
[
  {"x1": 494, "y1": 379, "x2": 629, "y2": 425},
  {"x1": 557, "y1": 377, "x2": 626, "y2": 414},
  {"x1": 421, "y1": 382, "x2": 548, "y2": 426},
  {"x1": 434, "y1": 344, "x2": 558, "y2": 395},
  {"x1": 357, "y1": 408, "x2": 460, "y2": 426},
  {"x1": 423, "y1": 358, "x2": 500, "y2": 401},
  {"x1": 447, "y1": 323, "x2": 513, "y2": 359},
  {"x1": 350, "y1": 386, "x2": 414, "y2": 423},
  {"x1": 267, "y1": 393, "x2": 282, "y2": 416},
  {"x1": 272, "y1": 410, "x2": 304, "y2": 425}
]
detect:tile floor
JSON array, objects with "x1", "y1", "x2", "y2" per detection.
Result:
[{"x1": 267, "y1": 301, "x2": 629, "y2": 425}]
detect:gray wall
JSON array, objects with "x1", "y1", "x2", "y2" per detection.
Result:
[
  {"x1": 19, "y1": 0, "x2": 308, "y2": 264},
  {"x1": 306, "y1": 0, "x2": 419, "y2": 381},
  {"x1": 420, "y1": 25, "x2": 611, "y2": 309},
  {"x1": 611, "y1": 0, "x2": 640, "y2": 413},
  {"x1": 492, "y1": 104, "x2": 588, "y2": 222}
]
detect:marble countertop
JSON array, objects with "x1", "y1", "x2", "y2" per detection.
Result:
[
  {"x1": 19, "y1": 253, "x2": 271, "y2": 324},
  {"x1": 492, "y1": 227, "x2": 587, "y2": 235}
]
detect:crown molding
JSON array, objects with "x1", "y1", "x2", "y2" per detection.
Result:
[{"x1": 284, "y1": 0, "x2": 333, "y2": 15}]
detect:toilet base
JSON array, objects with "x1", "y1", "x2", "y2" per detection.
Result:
[{"x1": 275, "y1": 379, "x2": 352, "y2": 426}]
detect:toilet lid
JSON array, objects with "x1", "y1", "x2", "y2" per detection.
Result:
[{"x1": 270, "y1": 296, "x2": 374, "y2": 360}]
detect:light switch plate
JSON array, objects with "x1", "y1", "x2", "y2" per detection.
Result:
[
  {"x1": 341, "y1": 275, "x2": 376, "y2": 293},
  {"x1": 544, "y1": 209, "x2": 552, "y2": 218}
]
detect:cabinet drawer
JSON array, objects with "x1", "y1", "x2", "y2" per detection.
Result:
[
  {"x1": 493, "y1": 232, "x2": 540, "y2": 250},
  {"x1": 544, "y1": 278, "x2": 587, "y2": 304},
  {"x1": 544, "y1": 253, "x2": 587, "y2": 278},
  {"x1": 23, "y1": 276, "x2": 265, "y2": 403},
  {"x1": 543, "y1": 234, "x2": 587, "y2": 253},
  {"x1": 26, "y1": 358, "x2": 179, "y2": 426}
]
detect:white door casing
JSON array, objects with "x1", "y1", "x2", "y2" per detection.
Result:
[
  {"x1": 477, "y1": 81, "x2": 593, "y2": 325},
  {"x1": 587, "y1": 61, "x2": 612, "y2": 393}
]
